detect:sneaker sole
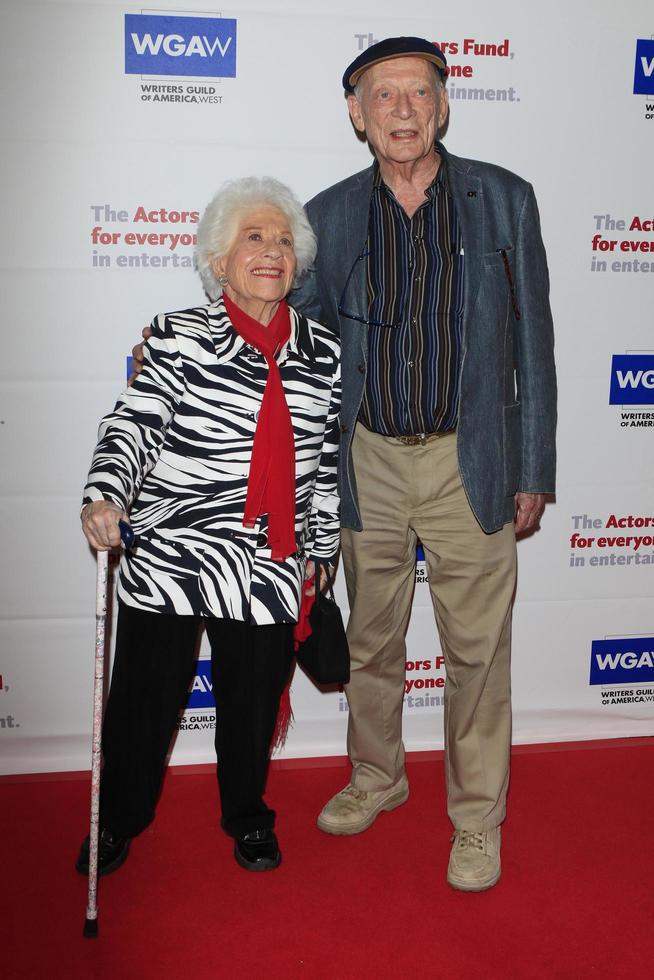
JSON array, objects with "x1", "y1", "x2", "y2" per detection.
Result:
[
  {"x1": 316, "y1": 786, "x2": 409, "y2": 836},
  {"x1": 447, "y1": 866, "x2": 501, "y2": 892}
]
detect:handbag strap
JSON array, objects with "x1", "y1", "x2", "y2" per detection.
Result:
[{"x1": 314, "y1": 560, "x2": 336, "y2": 606}]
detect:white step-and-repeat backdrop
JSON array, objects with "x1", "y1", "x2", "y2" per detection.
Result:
[{"x1": 1, "y1": 0, "x2": 653, "y2": 774}]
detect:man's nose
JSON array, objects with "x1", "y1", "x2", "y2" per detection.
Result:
[{"x1": 393, "y1": 93, "x2": 414, "y2": 118}]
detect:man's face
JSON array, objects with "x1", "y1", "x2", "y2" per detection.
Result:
[{"x1": 347, "y1": 56, "x2": 449, "y2": 167}]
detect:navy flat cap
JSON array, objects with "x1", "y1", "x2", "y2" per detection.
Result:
[{"x1": 343, "y1": 36, "x2": 448, "y2": 93}]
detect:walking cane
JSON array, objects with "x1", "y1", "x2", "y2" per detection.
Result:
[{"x1": 83, "y1": 520, "x2": 135, "y2": 939}]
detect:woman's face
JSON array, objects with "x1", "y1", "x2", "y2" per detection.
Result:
[{"x1": 211, "y1": 205, "x2": 297, "y2": 323}]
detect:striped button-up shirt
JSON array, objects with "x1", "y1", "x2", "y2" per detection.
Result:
[{"x1": 359, "y1": 156, "x2": 465, "y2": 436}]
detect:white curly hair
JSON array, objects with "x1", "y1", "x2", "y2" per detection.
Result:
[{"x1": 195, "y1": 176, "x2": 317, "y2": 299}]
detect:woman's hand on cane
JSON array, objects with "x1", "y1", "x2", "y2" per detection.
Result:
[{"x1": 81, "y1": 501, "x2": 127, "y2": 551}]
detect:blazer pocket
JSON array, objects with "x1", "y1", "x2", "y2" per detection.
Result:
[
  {"x1": 483, "y1": 247, "x2": 515, "y2": 269},
  {"x1": 484, "y1": 247, "x2": 520, "y2": 321},
  {"x1": 503, "y1": 403, "x2": 522, "y2": 496}
]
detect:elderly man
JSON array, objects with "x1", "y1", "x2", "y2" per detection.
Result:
[{"x1": 291, "y1": 36, "x2": 556, "y2": 892}]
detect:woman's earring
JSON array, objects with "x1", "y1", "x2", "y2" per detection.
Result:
[{"x1": 218, "y1": 275, "x2": 229, "y2": 287}]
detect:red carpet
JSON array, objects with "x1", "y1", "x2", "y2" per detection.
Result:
[{"x1": 2, "y1": 742, "x2": 653, "y2": 980}]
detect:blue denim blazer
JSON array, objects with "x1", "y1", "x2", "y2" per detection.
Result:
[{"x1": 291, "y1": 143, "x2": 557, "y2": 534}]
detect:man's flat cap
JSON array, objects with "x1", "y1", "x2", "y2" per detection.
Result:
[{"x1": 342, "y1": 36, "x2": 448, "y2": 93}]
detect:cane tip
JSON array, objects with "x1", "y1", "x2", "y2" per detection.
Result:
[{"x1": 83, "y1": 916, "x2": 99, "y2": 938}]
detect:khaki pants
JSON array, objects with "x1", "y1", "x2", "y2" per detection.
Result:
[{"x1": 340, "y1": 424, "x2": 516, "y2": 831}]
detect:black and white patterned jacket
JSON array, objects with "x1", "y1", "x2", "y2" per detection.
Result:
[{"x1": 83, "y1": 298, "x2": 341, "y2": 625}]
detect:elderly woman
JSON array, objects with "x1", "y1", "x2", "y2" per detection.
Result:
[{"x1": 76, "y1": 177, "x2": 340, "y2": 874}]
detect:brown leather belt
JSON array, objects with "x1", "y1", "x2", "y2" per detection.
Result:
[{"x1": 394, "y1": 430, "x2": 454, "y2": 446}]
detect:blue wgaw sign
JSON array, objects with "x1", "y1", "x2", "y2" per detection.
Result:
[
  {"x1": 186, "y1": 659, "x2": 215, "y2": 709},
  {"x1": 633, "y1": 38, "x2": 654, "y2": 96},
  {"x1": 125, "y1": 14, "x2": 237, "y2": 78},
  {"x1": 589, "y1": 637, "x2": 654, "y2": 686},
  {"x1": 609, "y1": 354, "x2": 654, "y2": 405}
]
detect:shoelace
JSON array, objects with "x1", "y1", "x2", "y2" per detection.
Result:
[
  {"x1": 454, "y1": 830, "x2": 485, "y2": 852},
  {"x1": 342, "y1": 786, "x2": 368, "y2": 801}
]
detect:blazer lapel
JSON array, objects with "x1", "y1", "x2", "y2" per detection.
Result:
[
  {"x1": 442, "y1": 147, "x2": 484, "y2": 339},
  {"x1": 343, "y1": 168, "x2": 374, "y2": 324},
  {"x1": 206, "y1": 296, "x2": 247, "y2": 363},
  {"x1": 282, "y1": 307, "x2": 315, "y2": 365}
]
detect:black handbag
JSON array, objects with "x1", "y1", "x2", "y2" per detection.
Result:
[{"x1": 296, "y1": 565, "x2": 350, "y2": 685}]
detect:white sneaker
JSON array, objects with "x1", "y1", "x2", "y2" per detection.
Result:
[
  {"x1": 447, "y1": 827, "x2": 502, "y2": 892},
  {"x1": 316, "y1": 776, "x2": 410, "y2": 836}
]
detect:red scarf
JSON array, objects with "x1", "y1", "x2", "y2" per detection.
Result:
[{"x1": 223, "y1": 293, "x2": 296, "y2": 561}]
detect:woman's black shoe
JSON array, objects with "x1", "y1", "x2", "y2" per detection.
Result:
[
  {"x1": 75, "y1": 829, "x2": 131, "y2": 876},
  {"x1": 234, "y1": 829, "x2": 281, "y2": 872}
]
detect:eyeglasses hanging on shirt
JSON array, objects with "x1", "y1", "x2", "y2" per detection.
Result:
[
  {"x1": 338, "y1": 239, "x2": 469, "y2": 328},
  {"x1": 337, "y1": 248, "x2": 398, "y2": 328}
]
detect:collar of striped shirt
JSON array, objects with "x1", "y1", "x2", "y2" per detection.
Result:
[{"x1": 371, "y1": 149, "x2": 451, "y2": 199}]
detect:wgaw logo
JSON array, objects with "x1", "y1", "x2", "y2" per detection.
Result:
[
  {"x1": 125, "y1": 14, "x2": 237, "y2": 78},
  {"x1": 590, "y1": 637, "x2": 654, "y2": 685},
  {"x1": 633, "y1": 38, "x2": 654, "y2": 96},
  {"x1": 609, "y1": 354, "x2": 654, "y2": 405},
  {"x1": 186, "y1": 659, "x2": 215, "y2": 710}
]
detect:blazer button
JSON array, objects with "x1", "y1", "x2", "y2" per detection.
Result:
[
  {"x1": 357, "y1": 364, "x2": 364, "y2": 374},
  {"x1": 340, "y1": 423, "x2": 348, "y2": 433}
]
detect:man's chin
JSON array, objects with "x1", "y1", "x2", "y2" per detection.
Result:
[{"x1": 383, "y1": 143, "x2": 431, "y2": 163}]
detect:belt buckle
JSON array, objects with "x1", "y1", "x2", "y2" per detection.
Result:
[
  {"x1": 398, "y1": 432, "x2": 427, "y2": 446},
  {"x1": 398, "y1": 429, "x2": 455, "y2": 446}
]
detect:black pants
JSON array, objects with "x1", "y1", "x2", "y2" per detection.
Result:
[{"x1": 101, "y1": 602, "x2": 294, "y2": 839}]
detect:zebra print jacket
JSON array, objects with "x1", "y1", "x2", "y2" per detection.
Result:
[{"x1": 83, "y1": 298, "x2": 341, "y2": 625}]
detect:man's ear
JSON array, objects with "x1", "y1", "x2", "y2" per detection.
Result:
[
  {"x1": 437, "y1": 87, "x2": 450, "y2": 130},
  {"x1": 347, "y1": 93, "x2": 366, "y2": 134}
]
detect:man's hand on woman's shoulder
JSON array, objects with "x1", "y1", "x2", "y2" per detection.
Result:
[{"x1": 128, "y1": 326, "x2": 152, "y2": 385}]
